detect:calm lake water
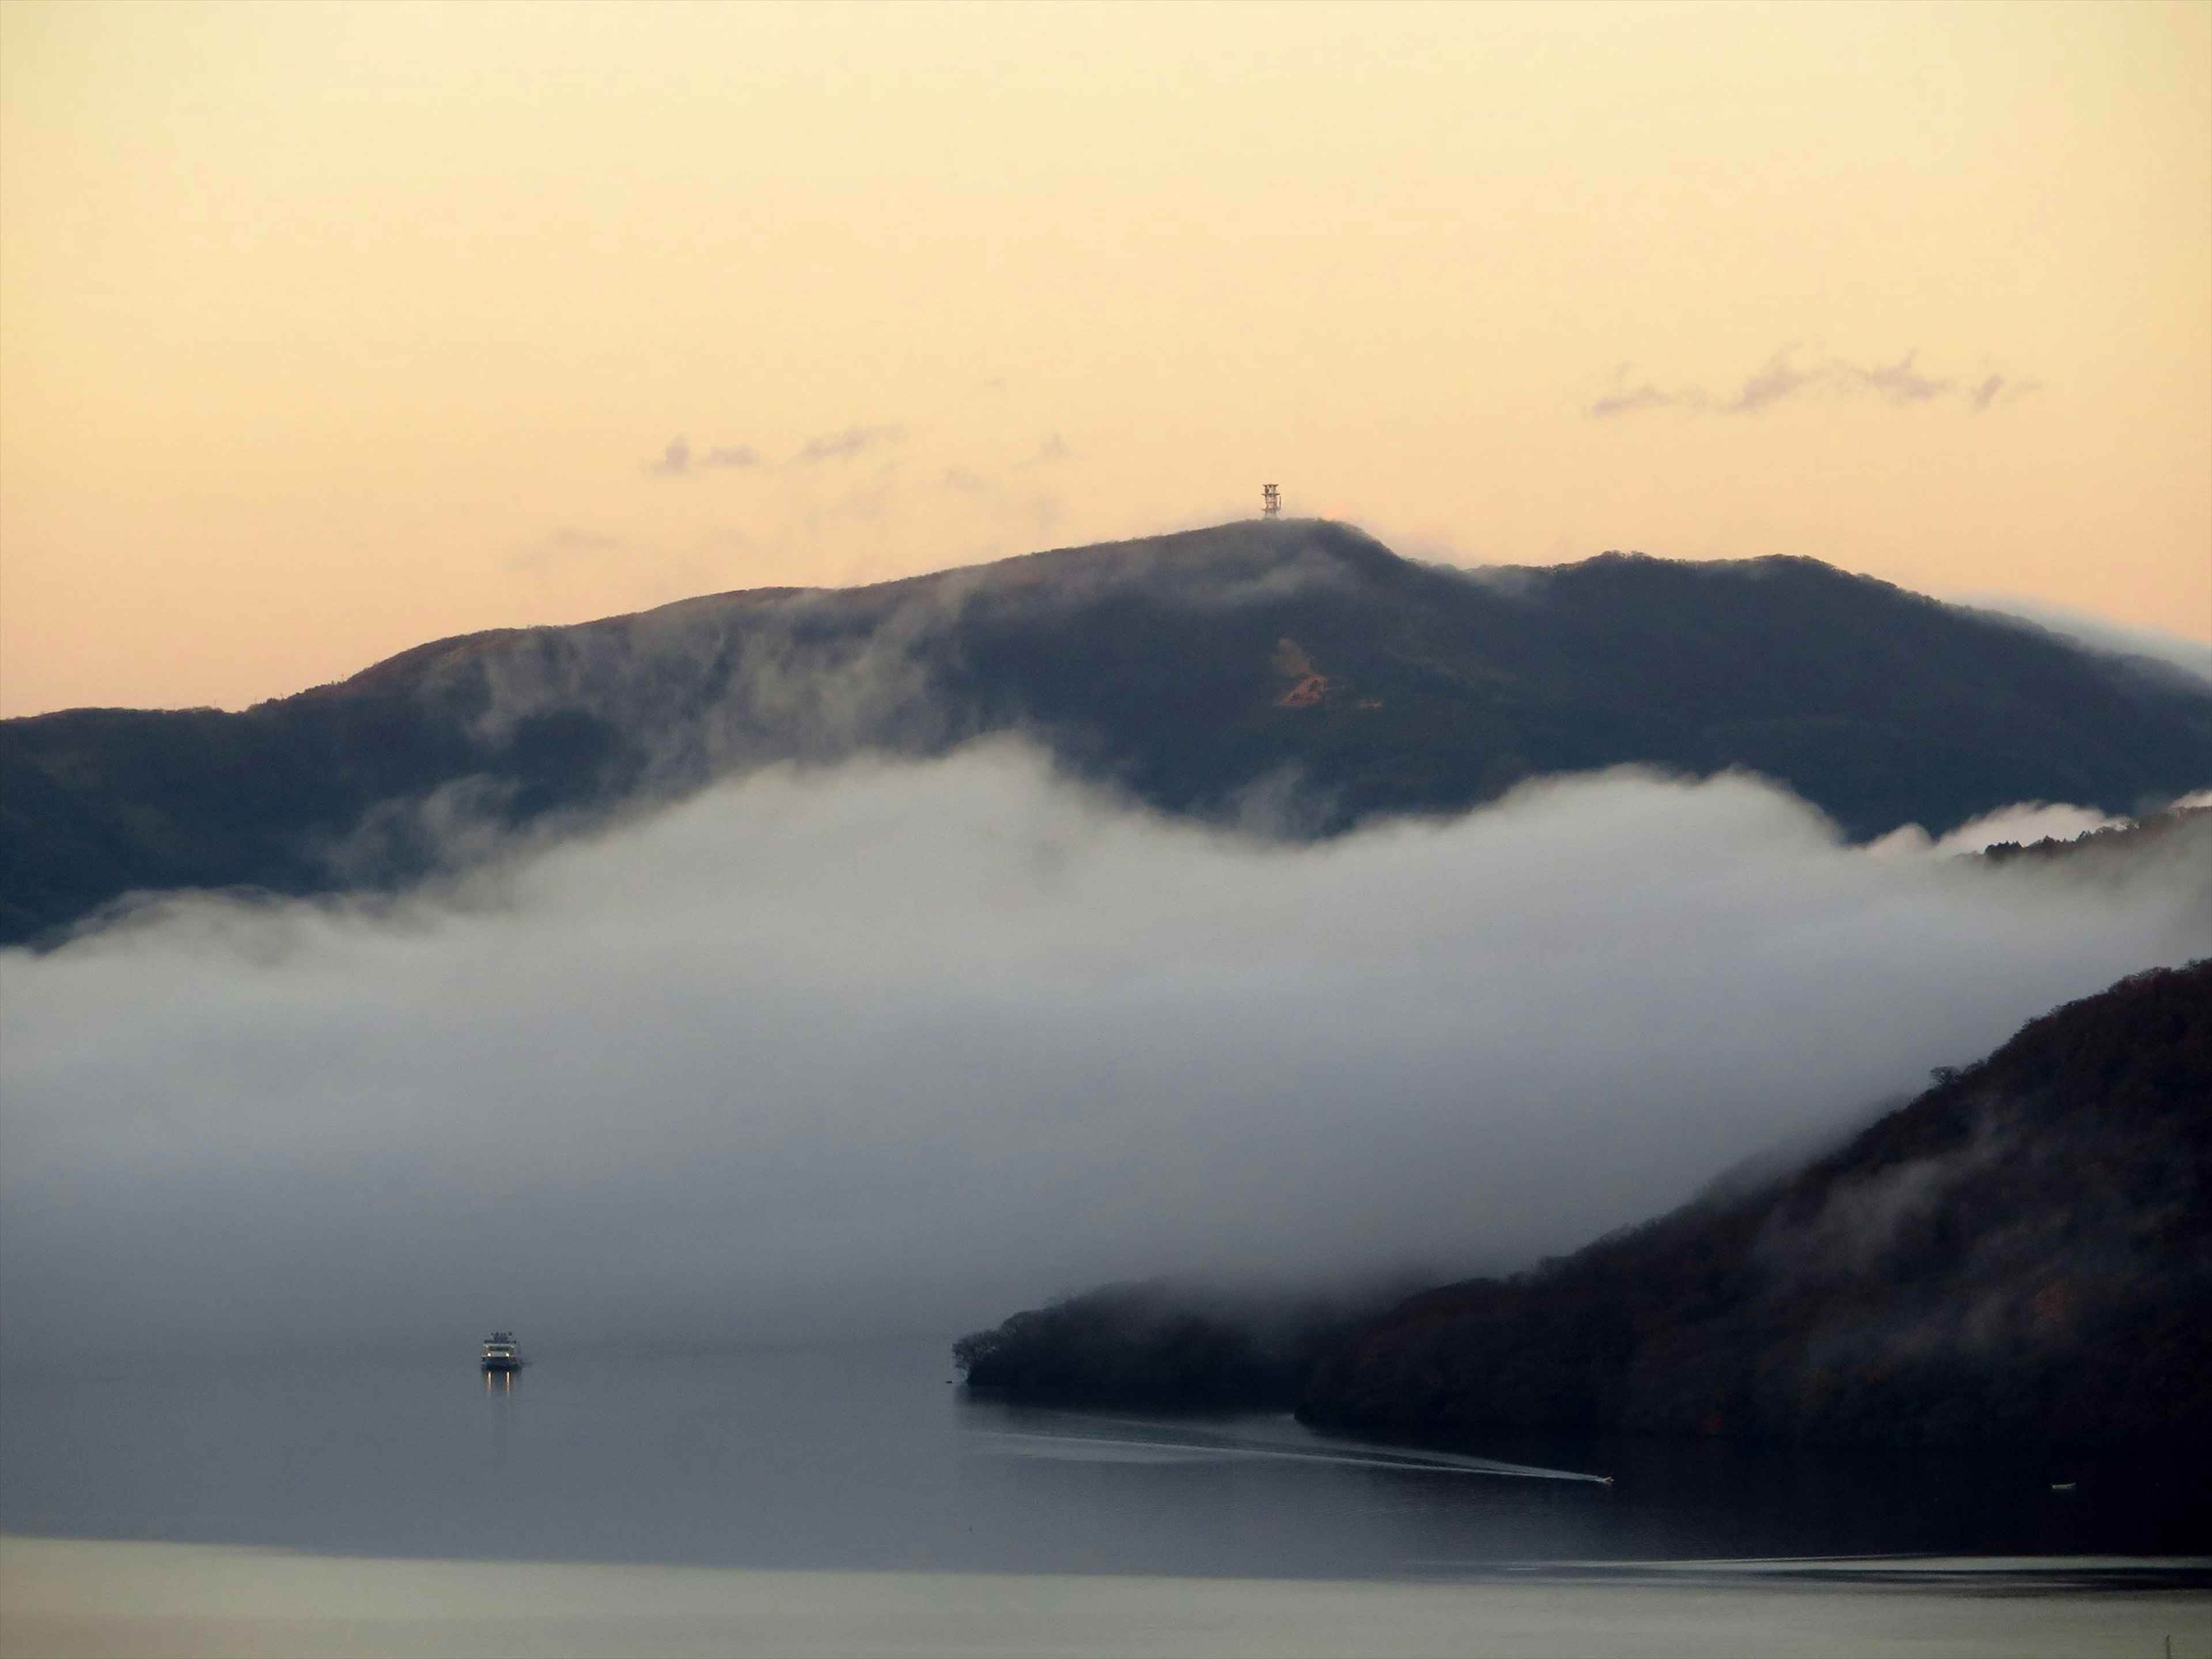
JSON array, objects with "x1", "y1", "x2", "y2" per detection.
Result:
[{"x1": 4, "y1": 1340, "x2": 2206, "y2": 1578}]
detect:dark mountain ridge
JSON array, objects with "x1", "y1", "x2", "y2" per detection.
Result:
[
  {"x1": 6, "y1": 520, "x2": 2209, "y2": 944},
  {"x1": 1297, "y1": 959, "x2": 2212, "y2": 1452}
]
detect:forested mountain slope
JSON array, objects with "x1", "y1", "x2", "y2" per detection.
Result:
[
  {"x1": 8, "y1": 520, "x2": 2209, "y2": 942},
  {"x1": 1298, "y1": 960, "x2": 2212, "y2": 1451}
]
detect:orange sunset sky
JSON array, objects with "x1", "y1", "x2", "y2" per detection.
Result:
[{"x1": 2, "y1": 1, "x2": 2207, "y2": 717}]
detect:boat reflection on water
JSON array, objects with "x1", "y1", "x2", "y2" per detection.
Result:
[{"x1": 480, "y1": 1331, "x2": 522, "y2": 1389}]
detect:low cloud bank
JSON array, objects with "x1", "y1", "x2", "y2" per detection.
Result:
[{"x1": 3, "y1": 749, "x2": 2205, "y2": 1362}]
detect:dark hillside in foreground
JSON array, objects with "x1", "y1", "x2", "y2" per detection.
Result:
[
  {"x1": 7, "y1": 521, "x2": 2210, "y2": 942},
  {"x1": 953, "y1": 956, "x2": 2212, "y2": 1448},
  {"x1": 1298, "y1": 960, "x2": 2212, "y2": 1452}
]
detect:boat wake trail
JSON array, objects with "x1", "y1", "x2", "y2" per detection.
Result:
[{"x1": 964, "y1": 1423, "x2": 1608, "y2": 1483}]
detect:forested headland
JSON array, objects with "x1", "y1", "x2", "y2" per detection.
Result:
[{"x1": 958, "y1": 959, "x2": 2212, "y2": 1451}]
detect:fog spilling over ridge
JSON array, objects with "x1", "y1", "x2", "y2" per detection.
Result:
[
  {"x1": 12, "y1": 521, "x2": 2211, "y2": 948},
  {"x1": 3, "y1": 745, "x2": 2206, "y2": 1363}
]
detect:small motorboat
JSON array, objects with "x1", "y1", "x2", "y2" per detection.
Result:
[{"x1": 481, "y1": 1331, "x2": 521, "y2": 1373}]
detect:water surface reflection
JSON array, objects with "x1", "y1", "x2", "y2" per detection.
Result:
[{"x1": 2, "y1": 1342, "x2": 2203, "y2": 1576}]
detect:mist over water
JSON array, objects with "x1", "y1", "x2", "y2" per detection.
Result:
[{"x1": 3, "y1": 744, "x2": 2205, "y2": 1363}]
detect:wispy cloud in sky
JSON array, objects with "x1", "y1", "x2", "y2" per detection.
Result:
[
  {"x1": 795, "y1": 425, "x2": 906, "y2": 464},
  {"x1": 1588, "y1": 350, "x2": 2041, "y2": 419},
  {"x1": 645, "y1": 437, "x2": 765, "y2": 477},
  {"x1": 1726, "y1": 350, "x2": 1831, "y2": 414},
  {"x1": 1584, "y1": 384, "x2": 1703, "y2": 419}
]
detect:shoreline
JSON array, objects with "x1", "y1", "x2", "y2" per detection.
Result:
[{"x1": 6, "y1": 1536, "x2": 2207, "y2": 1659}]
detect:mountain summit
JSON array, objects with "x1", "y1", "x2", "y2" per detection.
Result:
[{"x1": 5, "y1": 520, "x2": 2209, "y2": 942}]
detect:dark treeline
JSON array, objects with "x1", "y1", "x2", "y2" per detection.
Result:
[
  {"x1": 957, "y1": 960, "x2": 2212, "y2": 1451},
  {"x1": 1980, "y1": 802, "x2": 2209, "y2": 866},
  {"x1": 954, "y1": 1281, "x2": 1375, "y2": 1412}
]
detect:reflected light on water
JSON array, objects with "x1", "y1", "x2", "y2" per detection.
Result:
[{"x1": 5, "y1": 1343, "x2": 2206, "y2": 1578}]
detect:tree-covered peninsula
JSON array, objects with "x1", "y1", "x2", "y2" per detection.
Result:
[{"x1": 959, "y1": 959, "x2": 2212, "y2": 1451}]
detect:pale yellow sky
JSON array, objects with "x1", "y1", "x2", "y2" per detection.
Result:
[{"x1": 2, "y1": 1, "x2": 2207, "y2": 715}]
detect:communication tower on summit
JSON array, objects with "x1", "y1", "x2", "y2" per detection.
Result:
[{"x1": 1262, "y1": 483, "x2": 1281, "y2": 519}]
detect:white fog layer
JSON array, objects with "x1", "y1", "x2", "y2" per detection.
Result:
[{"x1": 3, "y1": 746, "x2": 2206, "y2": 1362}]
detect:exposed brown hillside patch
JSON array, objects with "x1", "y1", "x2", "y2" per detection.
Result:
[{"x1": 1271, "y1": 637, "x2": 1335, "y2": 707}]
